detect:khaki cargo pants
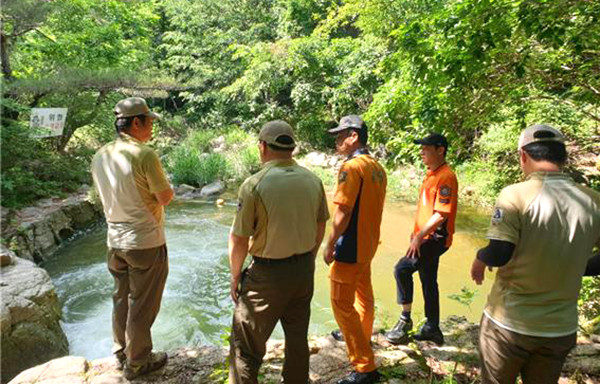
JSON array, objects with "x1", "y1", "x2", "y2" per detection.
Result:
[
  {"x1": 479, "y1": 314, "x2": 576, "y2": 384},
  {"x1": 229, "y1": 252, "x2": 314, "y2": 384},
  {"x1": 107, "y1": 244, "x2": 168, "y2": 366}
]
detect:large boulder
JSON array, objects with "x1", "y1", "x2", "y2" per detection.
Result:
[
  {"x1": 1, "y1": 258, "x2": 68, "y2": 383},
  {"x1": 200, "y1": 181, "x2": 225, "y2": 197}
]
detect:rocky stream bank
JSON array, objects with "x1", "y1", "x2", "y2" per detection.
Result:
[{"x1": 8, "y1": 316, "x2": 600, "y2": 384}]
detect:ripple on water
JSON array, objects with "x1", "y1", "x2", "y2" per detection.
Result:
[{"x1": 47, "y1": 200, "x2": 493, "y2": 360}]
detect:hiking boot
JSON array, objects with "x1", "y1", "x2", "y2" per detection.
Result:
[
  {"x1": 413, "y1": 323, "x2": 444, "y2": 346},
  {"x1": 384, "y1": 316, "x2": 413, "y2": 345},
  {"x1": 115, "y1": 351, "x2": 126, "y2": 371},
  {"x1": 336, "y1": 370, "x2": 381, "y2": 384},
  {"x1": 331, "y1": 329, "x2": 345, "y2": 342},
  {"x1": 123, "y1": 351, "x2": 168, "y2": 380}
]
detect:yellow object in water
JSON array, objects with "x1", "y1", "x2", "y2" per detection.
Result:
[{"x1": 216, "y1": 199, "x2": 225, "y2": 207}]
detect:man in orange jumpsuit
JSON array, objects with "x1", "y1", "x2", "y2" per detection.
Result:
[{"x1": 324, "y1": 115, "x2": 387, "y2": 384}]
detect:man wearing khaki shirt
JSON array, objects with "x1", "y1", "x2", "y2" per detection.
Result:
[
  {"x1": 92, "y1": 97, "x2": 174, "y2": 380},
  {"x1": 471, "y1": 124, "x2": 600, "y2": 384},
  {"x1": 228, "y1": 120, "x2": 329, "y2": 384}
]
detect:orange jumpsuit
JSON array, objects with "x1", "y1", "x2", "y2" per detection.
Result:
[{"x1": 330, "y1": 149, "x2": 386, "y2": 373}]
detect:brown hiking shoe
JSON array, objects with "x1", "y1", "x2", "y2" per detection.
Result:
[{"x1": 123, "y1": 351, "x2": 168, "y2": 380}]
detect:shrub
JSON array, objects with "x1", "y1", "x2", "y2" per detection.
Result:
[
  {"x1": 226, "y1": 145, "x2": 261, "y2": 183},
  {"x1": 1, "y1": 120, "x2": 89, "y2": 208},
  {"x1": 166, "y1": 145, "x2": 230, "y2": 187}
]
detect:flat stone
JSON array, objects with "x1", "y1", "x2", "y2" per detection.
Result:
[
  {"x1": 9, "y1": 356, "x2": 87, "y2": 383},
  {"x1": 174, "y1": 184, "x2": 197, "y2": 196}
]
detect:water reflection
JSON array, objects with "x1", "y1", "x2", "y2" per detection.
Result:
[{"x1": 44, "y1": 199, "x2": 494, "y2": 359}]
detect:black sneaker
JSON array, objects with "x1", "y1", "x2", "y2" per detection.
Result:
[
  {"x1": 413, "y1": 323, "x2": 444, "y2": 346},
  {"x1": 336, "y1": 370, "x2": 381, "y2": 384},
  {"x1": 331, "y1": 329, "x2": 345, "y2": 342},
  {"x1": 123, "y1": 351, "x2": 168, "y2": 380},
  {"x1": 384, "y1": 316, "x2": 413, "y2": 345}
]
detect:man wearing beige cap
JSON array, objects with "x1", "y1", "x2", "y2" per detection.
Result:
[
  {"x1": 228, "y1": 120, "x2": 329, "y2": 384},
  {"x1": 471, "y1": 124, "x2": 600, "y2": 383},
  {"x1": 91, "y1": 97, "x2": 173, "y2": 380}
]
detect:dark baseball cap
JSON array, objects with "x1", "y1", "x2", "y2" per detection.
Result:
[
  {"x1": 328, "y1": 115, "x2": 367, "y2": 134},
  {"x1": 413, "y1": 132, "x2": 448, "y2": 149}
]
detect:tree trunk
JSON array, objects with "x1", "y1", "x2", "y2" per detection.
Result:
[{"x1": 56, "y1": 90, "x2": 109, "y2": 152}]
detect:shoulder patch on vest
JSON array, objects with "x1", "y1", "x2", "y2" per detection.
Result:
[
  {"x1": 491, "y1": 207, "x2": 503, "y2": 225},
  {"x1": 339, "y1": 171, "x2": 348, "y2": 183},
  {"x1": 440, "y1": 185, "x2": 452, "y2": 197}
]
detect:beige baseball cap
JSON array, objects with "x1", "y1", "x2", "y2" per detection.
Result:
[
  {"x1": 518, "y1": 124, "x2": 564, "y2": 150},
  {"x1": 259, "y1": 120, "x2": 296, "y2": 149},
  {"x1": 114, "y1": 97, "x2": 161, "y2": 119}
]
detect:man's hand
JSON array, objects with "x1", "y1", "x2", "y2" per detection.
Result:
[
  {"x1": 230, "y1": 274, "x2": 241, "y2": 304},
  {"x1": 471, "y1": 258, "x2": 492, "y2": 285},
  {"x1": 323, "y1": 242, "x2": 335, "y2": 265},
  {"x1": 406, "y1": 232, "x2": 423, "y2": 258}
]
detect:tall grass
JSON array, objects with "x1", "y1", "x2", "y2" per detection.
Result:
[{"x1": 166, "y1": 126, "x2": 260, "y2": 187}]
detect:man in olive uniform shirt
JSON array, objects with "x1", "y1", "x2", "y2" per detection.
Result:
[
  {"x1": 471, "y1": 124, "x2": 600, "y2": 384},
  {"x1": 228, "y1": 120, "x2": 329, "y2": 384},
  {"x1": 92, "y1": 97, "x2": 174, "y2": 380}
]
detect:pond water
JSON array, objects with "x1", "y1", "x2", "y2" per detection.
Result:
[{"x1": 43, "y1": 196, "x2": 494, "y2": 360}]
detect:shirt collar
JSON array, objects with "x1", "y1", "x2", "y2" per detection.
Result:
[
  {"x1": 426, "y1": 162, "x2": 447, "y2": 176},
  {"x1": 118, "y1": 132, "x2": 142, "y2": 144},
  {"x1": 345, "y1": 147, "x2": 370, "y2": 162},
  {"x1": 262, "y1": 158, "x2": 296, "y2": 169},
  {"x1": 525, "y1": 171, "x2": 570, "y2": 181}
]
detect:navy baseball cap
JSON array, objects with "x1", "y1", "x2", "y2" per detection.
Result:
[{"x1": 413, "y1": 133, "x2": 448, "y2": 149}]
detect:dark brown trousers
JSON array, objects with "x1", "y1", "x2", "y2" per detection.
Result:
[
  {"x1": 479, "y1": 314, "x2": 576, "y2": 384},
  {"x1": 107, "y1": 244, "x2": 168, "y2": 366},
  {"x1": 229, "y1": 253, "x2": 314, "y2": 384}
]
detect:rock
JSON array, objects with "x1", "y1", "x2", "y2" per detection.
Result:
[
  {"x1": 303, "y1": 152, "x2": 330, "y2": 168},
  {"x1": 0, "y1": 245, "x2": 16, "y2": 267},
  {"x1": 62, "y1": 200, "x2": 101, "y2": 232},
  {"x1": 3, "y1": 191, "x2": 103, "y2": 264},
  {"x1": 174, "y1": 184, "x2": 197, "y2": 196},
  {"x1": 1, "y1": 258, "x2": 69, "y2": 383},
  {"x1": 463, "y1": 186, "x2": 476, "y2": 196},
  {"x1": 200, "y1": 181, "x2": 225, "y2": 197},
  {"x1": 8, "y1": 318, "x2": 600, "y2": 383},
  {"x1": 211, "y1": 135, "x2": 226, "y2": 153},
  {"x1": 9, "y1": 356, "x2": 88, "y2": 384}
]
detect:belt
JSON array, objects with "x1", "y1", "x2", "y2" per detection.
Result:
[{"x1": 252, "y1": 251, "x2": 312, "y2": 265}]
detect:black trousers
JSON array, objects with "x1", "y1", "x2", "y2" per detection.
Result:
[{"x1": 393, "y1": 238, "x2": 448, "y2": 326}]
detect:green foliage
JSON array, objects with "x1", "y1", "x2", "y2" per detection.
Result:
[
  {"x1": 448, "y1": 286, "x2": 478, "y2": 312},
  {"x1": 3, "y1": 0, "x2": 599, "y2": 209},
  {"x1": 379, "y1": 364, "x2": 407, "y2": 379},
  {"x1": 167, "y1": 148, "x2": 228, "y2": 187},
  {"x1": 1, "y1": 118, "x2": 89, "y2": 208},
  {"x1": 165, "y1": 125, "x2": 260, "y2": 187},
  {"x1": 579, "y1": 276, "x2": 600, "y2": 323}
]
